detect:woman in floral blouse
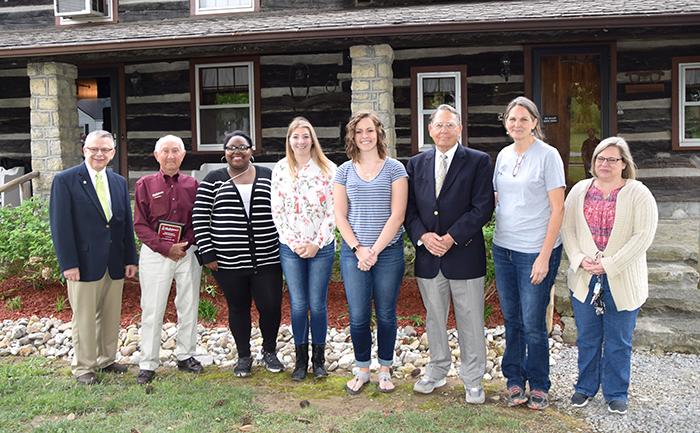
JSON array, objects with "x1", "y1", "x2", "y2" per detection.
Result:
[{"x1": 271, "y1": 117, "x2": 337, "y2": 381}]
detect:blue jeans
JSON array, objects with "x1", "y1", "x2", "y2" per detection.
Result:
[
  {"x1": 493, "y1": 243, "x2": 562, "y2": 392},
  {"x1": 340, "y1": 240, "x2": 404, "y2": 368},
  {"x1": 279, "y1": 243, "x2": 335, "y2": 346},
  {"x1": 571, "y1": 274, "x2": 639, "y2": 402}
]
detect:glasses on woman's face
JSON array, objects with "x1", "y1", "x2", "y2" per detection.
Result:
[
  {"x1": 595, "y1": 156, "x2": 623, "y2": 165},
  {"x1": 225, "y1": 145, "x2": 252, "y2": 153}
]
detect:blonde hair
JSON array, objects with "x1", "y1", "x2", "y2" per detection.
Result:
[
  {"x1": 591, "y1": 136, "x2": 637, "y2": 179},
  {"x1": 502, "y1": 96, "x2": 545, "y2": 140},
  {"x1": 285, "y1": 117, "x2": 333, "y2": 179},
  {"x1": 344, "y1": 111, "x2": 388, "y2": 162}
]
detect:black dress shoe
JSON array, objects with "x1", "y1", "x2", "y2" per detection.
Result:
[
  {"x1": 99, "y1": 363, "x2": 128, "y2": 374},
  {"x1": 177, "y1": 357, "x2": 204, "y2": 373},
  {"x1": 76, "y1": 372, "x2": 97, "y2": 385},
  {"x1": 137, "y1": 369, "x2": 156, "y2": 385}
]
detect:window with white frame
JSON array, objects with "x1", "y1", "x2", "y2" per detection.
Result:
[
  {"x1": 678, "y1": 62, "x2": 700, "y2": 148},
  {"x1": 416, "y1": 71, "x2": 463, "y2": 151},
  {"x1": 194, "y1": 0, "x2": 254, "y2": 15},
  {"x1": 194, "y1": 61, "x2": 255, "y2": 151}
]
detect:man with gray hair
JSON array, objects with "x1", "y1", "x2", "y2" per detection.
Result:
[
  {"x1": 50, "y1": 130, "x2": 138, "y2": 385},
  {"x1": 405, "y1": 104, "x2": 494, "y2": 403},
  {"x1": 133, "y1": 135, "x2": 203, "y2": 384}
]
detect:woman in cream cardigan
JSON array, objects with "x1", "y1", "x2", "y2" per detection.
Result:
[{"x1": 561, "y1": 137, "x2": 657, "y2": 415}]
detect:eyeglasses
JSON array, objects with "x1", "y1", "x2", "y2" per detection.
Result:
[
  {"x1": 512, "y1": 154, "x2": 524, "y2": 177},
  {"x1": 225, "y1": 145, "x2": 252, "y2": 153},
  {"x1": 595, "y1": 156, "x2": 623, "y2": 164},
  {"x1": 431, "y1": 122, "x2": 458, "y2": 131},
  {"x1": 85, "y1": 147, "x2": 115, "y2": 154}
]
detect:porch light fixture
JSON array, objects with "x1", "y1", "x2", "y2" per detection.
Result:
[{"x1": 499, "y1": 54, "x2": 511, "y2": 82}]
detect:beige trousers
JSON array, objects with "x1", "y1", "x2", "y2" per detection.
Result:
[{"x1": 67, "y1": 272, "x2": 123, "y2": 377}]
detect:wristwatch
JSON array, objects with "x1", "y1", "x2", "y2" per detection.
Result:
[{"x1": 351, "y1": 244, "x2": 359, "y2": 253}]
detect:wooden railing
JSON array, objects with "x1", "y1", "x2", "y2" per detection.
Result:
[{"x1": 0, "y1": 171, "x2": 39, "y2": 206}]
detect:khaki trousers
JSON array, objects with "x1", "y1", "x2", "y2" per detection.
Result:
[
  {"x1": 67, "y1": 272, "x2": 124, "y2": 377},
  {"x1": 138, "y1": 244, "x2": 201, "y2": 371},
  {"x1": 417, "y1": 271, "x2": 486, "y2": 388}
]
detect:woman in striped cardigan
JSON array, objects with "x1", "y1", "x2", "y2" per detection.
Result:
[{"x1": 193, "y1": 130, "x2": 284, "y2": 378}]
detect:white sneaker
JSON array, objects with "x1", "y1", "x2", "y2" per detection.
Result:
[
  {"x1": 413, "y1": 376, "x2": 447, "y2": 394},
  {"x1": 465, "y1": 386, "x2": 485, "y2": 404}
]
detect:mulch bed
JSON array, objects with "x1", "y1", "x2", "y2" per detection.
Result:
[{"x1": 0, "y1": 275, "x2": 512, "y2": 332}]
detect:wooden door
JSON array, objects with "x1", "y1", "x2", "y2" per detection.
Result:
[{"x1": 533, "y1": 47, "x2": 611, "y2": 185}]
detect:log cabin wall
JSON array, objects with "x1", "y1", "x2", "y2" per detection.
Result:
[
  {"x1": 123, "y1": 51, "x2": 351, "y2": 172},
  {"x1": 0, "y1": 68, "x2": 31, "y2": 168},
  {"x1": 616, "y1": 37, "x2": 700, "y2": 167},
  {"x1": 392, "y1": 45, "x2": 523, "y2": 160}
]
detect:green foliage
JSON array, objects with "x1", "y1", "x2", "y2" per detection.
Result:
[
  {"x1": 483, "y1": 217, "x2": 496, "y2": 288},
  {"x1": 201, "y1": 269, "x2": 218, "y2": 297},
  {"x1": 215, "y1": 92, "x2": 249, "y2": 105},
  {"x1": 484, "y1": 303, "x2": 493, "y2": 322},
  {"x1": 398, "y1": 313, "x2": 425, "y2": 328},
  {"x1": 198, "y1": 299, "x2": 218, "y2": 323},
  {"x1": 4, "y1": 296, "x2": 22, "y2": 311},
  {"x1": 55, "y1": 295, "x2": 67, "y2": 313},
  {"x1": 0, "y1": 197, "x2": 61, "y2": 286}
]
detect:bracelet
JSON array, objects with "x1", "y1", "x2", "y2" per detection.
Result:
[{"x1": 351, "y1": 244, "x2": 359, "y2": 253}]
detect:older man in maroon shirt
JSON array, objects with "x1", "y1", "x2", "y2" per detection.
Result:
[{"x1": 133, "y1": 134, "x2": 203, "y2": 384}]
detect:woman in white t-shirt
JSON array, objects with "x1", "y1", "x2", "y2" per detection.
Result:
[{"x1": 492, "y1": 96, "x2": 566, "y2": 410}]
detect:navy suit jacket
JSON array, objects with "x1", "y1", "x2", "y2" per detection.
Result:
[
  {"x1": 405, "y1": 144, "x2": 495, "y2": 280},
  {"x1": 49, "y1": 163, "x2": 138, "y2": 282}
]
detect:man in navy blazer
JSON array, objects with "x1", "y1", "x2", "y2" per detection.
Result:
[
  {"x1": 405, "y1": 104, "x2": 494, "y2": 403},
  {"x1": 50, "y1": 130, "x2": 138, "y2": 385}
]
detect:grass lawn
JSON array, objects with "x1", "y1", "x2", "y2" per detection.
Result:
[{"x1": 0, "y1": 357, "x2": 590, "y2": 433}]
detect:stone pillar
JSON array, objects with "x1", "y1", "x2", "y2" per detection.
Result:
[
  {"x1": 349, "y1": 44, "x2": 397, "y2": 157},
  {"x1": 27, "y1": 62, "x2": 82, "y2": 198}
]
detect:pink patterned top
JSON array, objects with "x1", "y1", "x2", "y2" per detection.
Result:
[
  {"x1": 583, "y1": 183, "x2": 623, "y2": 251},
  {"x1": 271, "y1": 158, "x2": 336, "y2": 249}
]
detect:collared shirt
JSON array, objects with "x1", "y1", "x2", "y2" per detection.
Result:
[
  {"x1": 434, "y1": 142, "x2": 460, "y2": 179},
  {"x1": 271, "y1": 158, "x2": 336, "y2": 249},
  {"x1": 134, "y1": 170, "x2": 198, "y2": 257},
  {"x1": 84, "y1": 163, "x2": 112, "y2": 216}
]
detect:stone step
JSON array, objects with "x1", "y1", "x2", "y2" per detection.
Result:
[
  {"x1": 561, "y1": 315, "x2": 700, "y2": 354},
  {"x1": 647, "y1": 262, "x2": 699, "y2": 290},
  {"x1": 642, "y1": 286, "x2": 700, "y2": 316},
  {"x1": 649, "y1": 218, "x2": 699, "y2": 264}
]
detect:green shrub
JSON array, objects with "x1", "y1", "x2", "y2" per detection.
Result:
[
  {"x1": 55, "y1": 295, "x2": 67, "y2": 313},
  {"x1": 483, "y1": 217, "x2": 496, "y2": 288},
  {"x1": 198, "y1": 299, "x2": 218, "y2": 323},
  {"x1": 0, "y1": 198, "x2": 61, "y2": 286},
  {"x1": 5, "y1": 296, "x2": 22, "y2": 311}
]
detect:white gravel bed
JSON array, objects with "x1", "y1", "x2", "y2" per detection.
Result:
[
  {"x1": 3, "y1": 316, "x2": 699, "y2": 432},
  {"x1": 549, "y1": 345, "x2": 700, "y2": 433}
]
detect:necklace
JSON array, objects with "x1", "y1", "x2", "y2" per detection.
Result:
[{"x1": 229, "y1": 164, "x2": 251, "y2": 181}]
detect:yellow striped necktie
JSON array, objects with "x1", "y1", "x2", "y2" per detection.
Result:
[{"x1": 95, "y1": 172, "x2": 111, "y2": 220}]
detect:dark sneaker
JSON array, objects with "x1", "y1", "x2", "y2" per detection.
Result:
[
  {"x1": 608, "y1": 400, "x2": 628, "y2": 415},
  {"x1": 137, "y1": 369, "x2": 155, "y2": 385},
  {"x1": 262, "y1": 351, "x2": 284, "y2": 373},
  {"x1": 527, "y1": 389, "x2": 549, "y2": 410},
  {"x1": 234, "y1": 356, "x2": 253, "y2": 378},
  {"x1": 571, "y1": 392, "x2": 592, "y2": 408},
  {"x1": 507, "y1": 385, "x2": 528, "y2": 407},
  {"x1": 177, "y1": 357, "x2": 204, "y2": 373}
]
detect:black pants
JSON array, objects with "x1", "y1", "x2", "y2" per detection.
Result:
[{"x1": 213, "y1": 265, "x2": 283, "y2": 357}]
